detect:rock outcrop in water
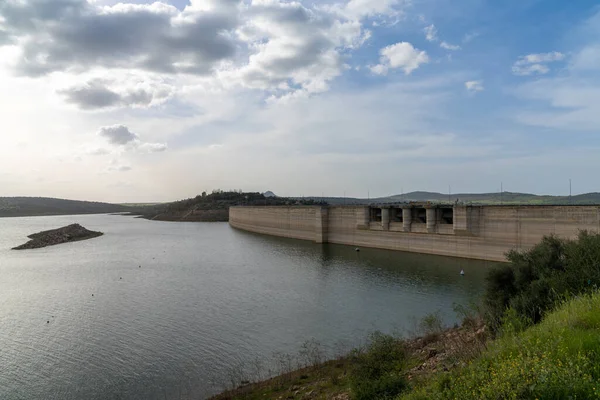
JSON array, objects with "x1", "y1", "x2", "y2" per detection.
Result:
[{"x1": 12, "y1": 223, "x2": 103, "y2": 250}]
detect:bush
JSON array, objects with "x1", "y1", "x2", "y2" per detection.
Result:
[
  {"x1": 417, "y1": 311, "x2": 444, "y2": 344},
  {"x1": 352, "y1": 373, "x2": 407, "y2": 400},
  {"x1": 484, "y1": 231, "x2": 600, "y2": 332},
  {"x1": 349, "y1": 332, "x2": 408, "y2": 400}
]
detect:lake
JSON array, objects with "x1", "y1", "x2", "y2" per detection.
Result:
[{"x1": 0, "y1": 214, "x2": 494, "y2": 399}]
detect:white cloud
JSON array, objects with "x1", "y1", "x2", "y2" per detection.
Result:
[
  {"x1": 369, "y1": 64, "x2": 389, "y2": 75},
  {"x1": 511, "y1": 26, "x2": 600, "y2": 132},
  {"x1": 333, "y1": 0, "x2": 405, "y2": 21},
  {"x1": 424, "y1": 24, "x2": 460, "y2": 51},
  {"x1": 223, "y1": 0, "x2": 374, "y2": 100},
  {"x1": 138, "y1": 142, "x2": 168, "y2": 153},
  {"x1": 424, "y1": 24, "x2": 437, "y2": 42},
  {"x1": 465, "y1": 80, "x2": 484, "y2": 92},
  {"x1": 370, "y1": 42, "x2": 429, "y2": 75},
  {"x1": 519, "y1": 52, "x2": 566, "y2": 64},
  {"x1": 512, "y1": 51, "x2": 565, "y2": 76},
  {"x1": 440, "y1": 41, "x2": 461, "y2": 51}
]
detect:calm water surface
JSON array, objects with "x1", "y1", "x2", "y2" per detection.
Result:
[{"x1": 0, "y1": 214, "x2": 494, "y2": 399}]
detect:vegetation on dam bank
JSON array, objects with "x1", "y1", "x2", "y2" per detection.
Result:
[
  {"x1": 128, "y1": 190, "x2": 324, "y2": 222},
  {"x1": 213, "y1": 231, "x2": 600, "y2": 400}
]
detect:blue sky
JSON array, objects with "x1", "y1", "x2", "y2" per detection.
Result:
[{"x1": 0, "y1": 0, "x2": 599, "y2": 202}]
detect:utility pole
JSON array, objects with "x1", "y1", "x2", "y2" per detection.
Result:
[
  {"x1": 569, "y1": 179, "x2": 572, "y2": 204},
  {"x1": 448, "y1": 185, "x2": 451, "y2": 204},
  {"x1": 501, "y1": 182, "x2": 503, "y2": 205}
]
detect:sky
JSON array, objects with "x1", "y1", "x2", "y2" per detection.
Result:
[{"x1": 1, "y1": 0, "x2": 600, "y2": 203}]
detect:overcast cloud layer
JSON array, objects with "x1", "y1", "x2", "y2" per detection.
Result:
[{"x1": 1, "y1": 0, "x2": 600, "y2": 202}]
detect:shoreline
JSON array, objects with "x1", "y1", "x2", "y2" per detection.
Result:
[{"x1": 210, "y1": 320, "x2": 487, "y2": 400}]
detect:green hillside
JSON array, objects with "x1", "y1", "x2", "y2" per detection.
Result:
[
  {"x1": 0, "y1": 197, "x2": 128, "y2": 217},
  {"x1": 402, "y1": 292, "x2": 600, "y2": 399}
]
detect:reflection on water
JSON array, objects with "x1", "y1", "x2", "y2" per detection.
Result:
[{"x1": 0, "y1": 215, "x2": 495, "y2": 399}]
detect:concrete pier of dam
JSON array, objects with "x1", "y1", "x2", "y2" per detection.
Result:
[{"x1": 229, "y1": 204, "x2": 600, "y2": 262}]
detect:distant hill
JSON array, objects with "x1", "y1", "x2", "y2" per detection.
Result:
[
  {"x1": 263, "y1": 191, "x2": 277, "y2": 198},
  {"x1": 0, "y1": 197, "x2": 128, "y2": 217},
  {"x1": 301, "y1": 191, "x2": 600, "y2": 205}
]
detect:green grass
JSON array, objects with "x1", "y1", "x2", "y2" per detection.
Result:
[{"x1": 400, "y1": 293, "x2": 600, "y2": 400}]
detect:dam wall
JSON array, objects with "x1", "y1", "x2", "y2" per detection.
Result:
[
  {"x1": 228, "y1": 206, "x2": 322, "y2": 242},
  {"x1": 229, "y1": 205, "x2": 600, "y2": 262}
]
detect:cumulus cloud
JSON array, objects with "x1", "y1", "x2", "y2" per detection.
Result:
[
  {"x1": 59, "y1": 78, "x2": 174, "y2": 110},
  {"x1": 97, "y1": 124, "x2": 168, "y2": 153},
  {"x1": 465, "y1": 80, "x2": 484, "y2": 92},
  {"x1": 0, "y1": 0, "x2": 239, "y2": 77},
  {"x1": 370, "y1": 42, "x2": 429, "y2": 75},
  {"x1": 512, "y1": 51, "x2": 565, "y2": 76},
  {"x1": 98, "y1": 125, "x2": 139, "y2": 145},
  {"x1": 1, "y1": 0, "x2": 390, "y2": 102},
  {"x1": 224, "y1": 0, "x2": 374, "y2": 99}
]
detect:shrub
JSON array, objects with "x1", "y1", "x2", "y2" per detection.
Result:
[
  {"x1": 351, "y1": 373, "x2": 407, "y2": 400},
  {"x1": 417, "y1": 311, "x2": 444, "y2": 344},
  {"x1": 349, "y1": 332, "x2": 408, "y2": 400},
  {"x1": 452, "y1": 301, "x2": 483, "y2": 329},
  {"x1": 484, "y1": 231, "x2": 600, "y2": 332}
]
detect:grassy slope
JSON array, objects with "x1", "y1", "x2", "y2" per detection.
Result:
[{"x1": 401, "y1": 293, "x2": 600, "y2": 400}]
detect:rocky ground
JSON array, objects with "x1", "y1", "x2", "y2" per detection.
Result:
[
  {"x1": 12, "y1": 223, "x2": 103, "y2": 250},
  {"x1": 210, "y1": 321, "x2": 488, "y2": 400}
]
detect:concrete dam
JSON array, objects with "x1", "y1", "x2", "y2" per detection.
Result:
[{"x1": 229, "y1": 204, "x2": 600, "y2": 262}]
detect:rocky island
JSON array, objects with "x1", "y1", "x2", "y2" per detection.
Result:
[{"x1": 12, "y1": 223, "x2": 103, "y2": 250}]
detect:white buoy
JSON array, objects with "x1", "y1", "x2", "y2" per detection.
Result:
[
  {"x1": 355, "y1": 247, "x2": 360, "y2": 252},
  {"x1": 460, "y1": 269, "x2": 465, "y2": 276}
]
